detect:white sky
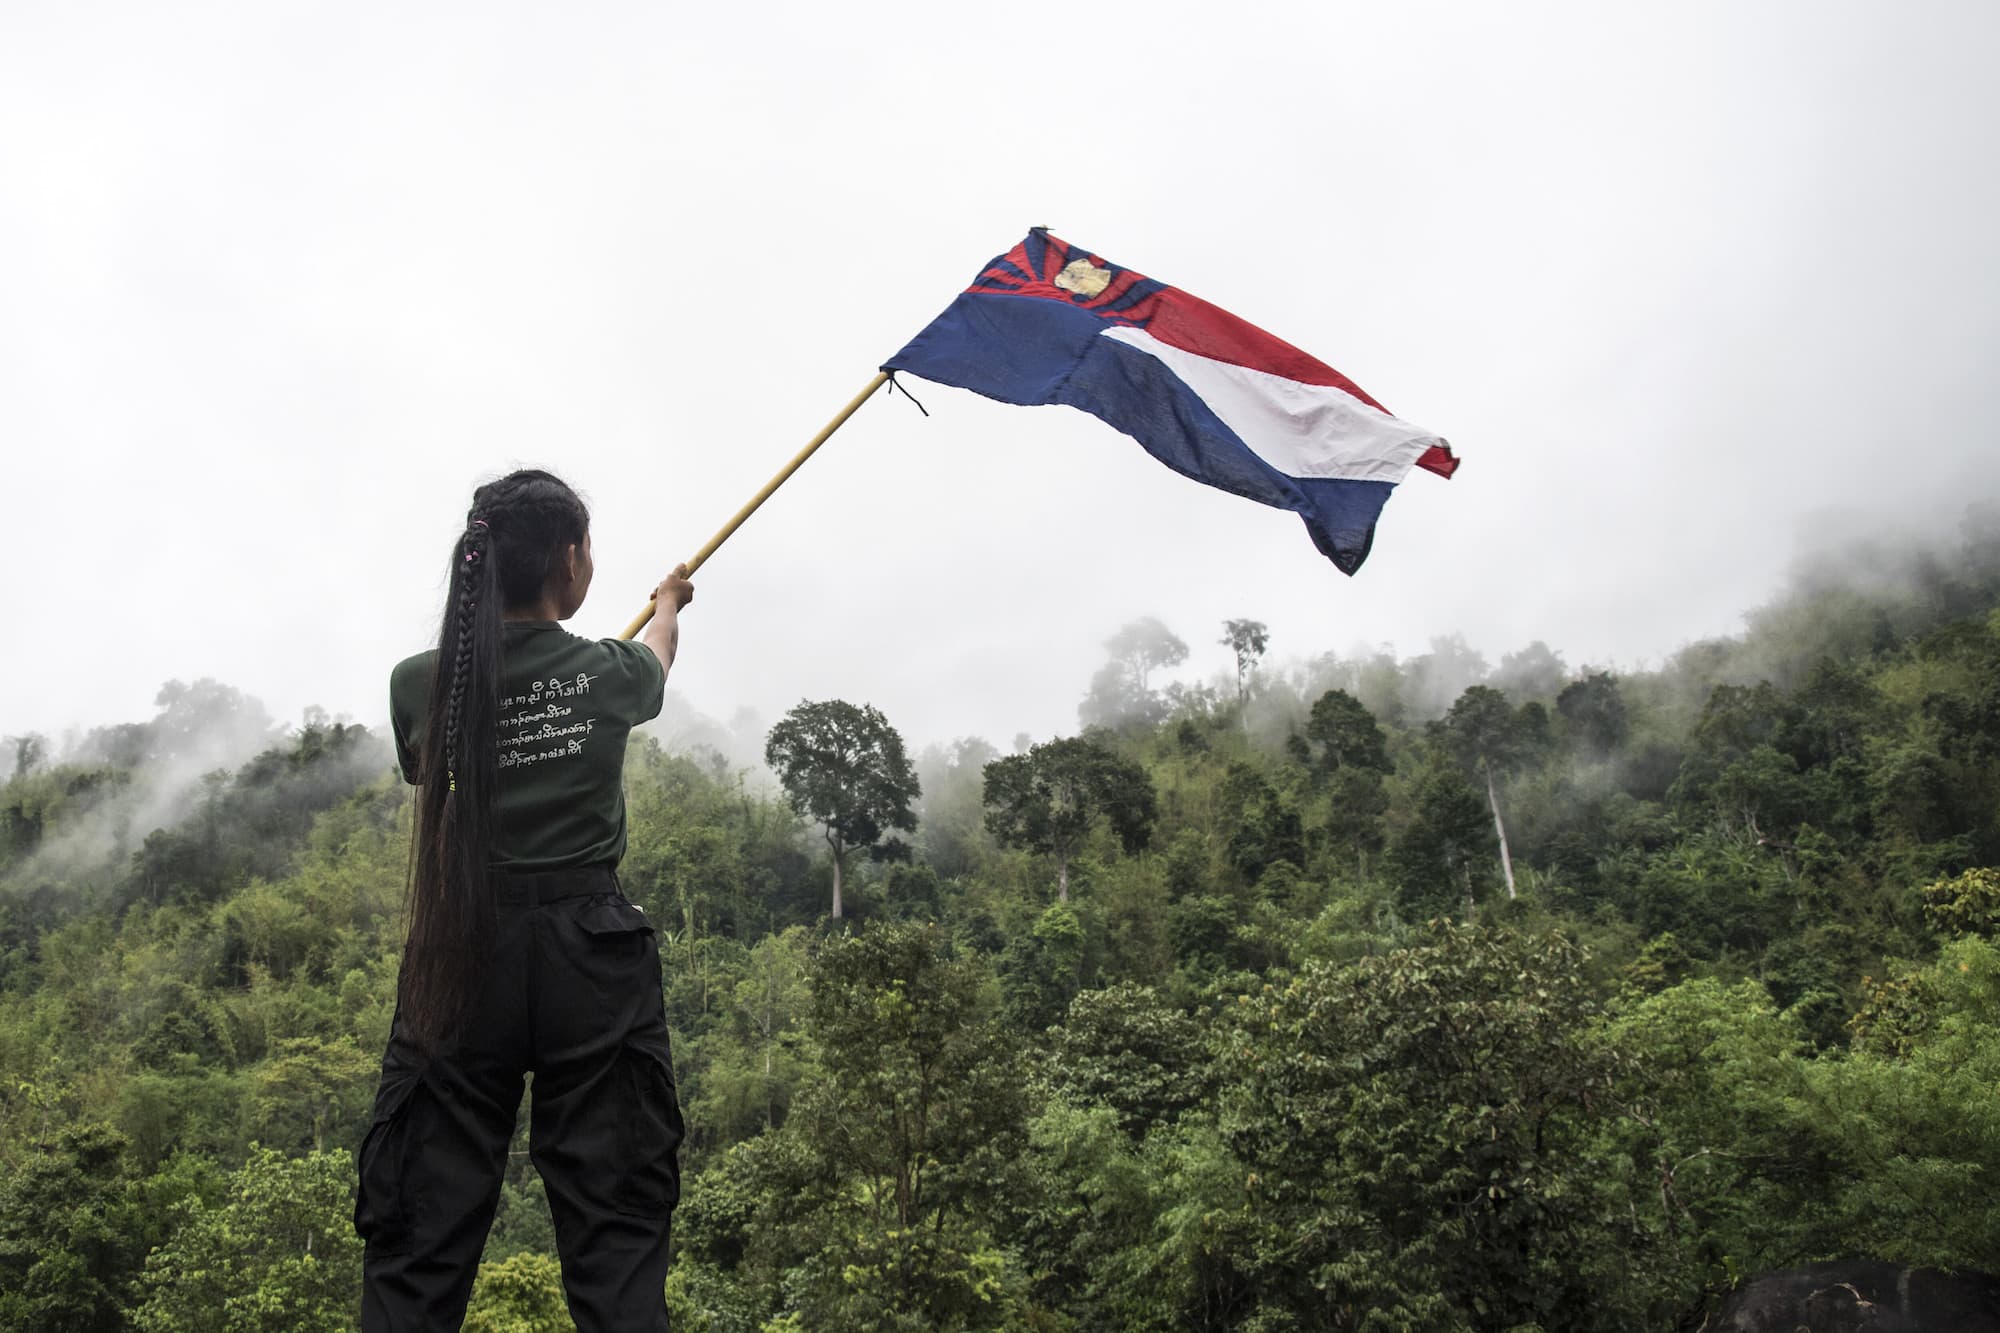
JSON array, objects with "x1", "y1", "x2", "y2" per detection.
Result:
[{"x1": 5, "y1": 0, "x2": 1997, "y2": 754}]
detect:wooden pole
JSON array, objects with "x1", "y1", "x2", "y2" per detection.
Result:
[{"x1": 618, "y1": 371, "x2": 891, "y2": 640}]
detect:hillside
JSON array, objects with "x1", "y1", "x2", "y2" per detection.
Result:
[{"x1": 2, "y1": 510, "x2": 1998, "y2": 1330}]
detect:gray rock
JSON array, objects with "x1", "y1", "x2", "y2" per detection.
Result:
[{"x1": 1707, "y1": 1262, "x2": 2000, "y2": 1333}]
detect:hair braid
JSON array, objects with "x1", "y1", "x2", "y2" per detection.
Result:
[
  {"x1": 442, "y1": 526, "x2": 486, "y2": 792},
  {"x1": 401, "y1": 474, "x2": 588, "y2": 1051}
]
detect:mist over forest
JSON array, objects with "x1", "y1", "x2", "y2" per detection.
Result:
[{"x1": 4, "y1": 506, "x2": 2000, "y2": 1329}]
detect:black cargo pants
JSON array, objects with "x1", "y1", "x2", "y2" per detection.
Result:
[{"x1": 355, "y1": 866, "x2": 683, "y2": 1331}]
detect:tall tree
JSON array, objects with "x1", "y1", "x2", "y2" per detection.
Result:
[
  {"x1": 765, "y1": 700, "x2": 920, "y2": 920},
  {"x1": 1219, "y1": 761, "x2": 1304, "y2": 884},
  {"x1": 983, "y1": 735, "x2": 1157, "y2": 902},
  {"x1": 1104, "y1": 617, "x2": 1189, "y2": 693},
  {"x1": 1438, "y1": 684, "x2": 1543, "y2": 899},
  {"x1": 1492, "y1": 640, "x2": 1569, "y2": 701},
  {"x1": 912, "y1": 736, "x2": 1000, "y2": 877},
  {"x1": 1301, "y1": 688, "x2": 1395, "y2": 877},
  {"x1": 1218, "y1": 619, "x2": 1270, "y2": 718},
  {"x1": 1303, "y1": 688, "x2": 1392, "y2": 776},
  {"x1": 6, "y1": 733, "x2": 45, "y2": 782},
  {"x1": 1386, "y1": 758, "x2": 1498, "y2": 919},
  {"x1": 1080, "y1": 618, "x2": 1189, "y2": 731},
  {"x1": 1556, "y1": 671, "x2": 1629, "y2": 760}
]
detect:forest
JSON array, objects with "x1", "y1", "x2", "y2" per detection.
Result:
[{"x1": 3, "y1": 509, "x2": 1999, "y2": 1331}]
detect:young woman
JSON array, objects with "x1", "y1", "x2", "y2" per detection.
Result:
[{"x1": 354, "y1": 469, "x2": 694, "y2": 1331}]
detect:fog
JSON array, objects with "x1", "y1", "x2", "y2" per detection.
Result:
[
  {"x1": 8, "y1": 500, "x2": 1993, "y2": 909},
  {"x1": 3, "y1": 681, "x2": 389, "y2": 898}
]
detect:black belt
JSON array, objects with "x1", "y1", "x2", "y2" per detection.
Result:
[{"x1": 490, "y1": 864, "x2": 619, "y2": 907}]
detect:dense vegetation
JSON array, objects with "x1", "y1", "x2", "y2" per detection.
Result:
[{"x1": 4, "y1": 511, "x2": 1999, "y2": 1330}]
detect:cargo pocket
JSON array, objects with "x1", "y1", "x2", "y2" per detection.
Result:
[
  {"x1": 352, "y1": 1073, "x2": 422, "y2": 1252},
  {"x1": 564, "y1": 894, "x2": 663, "y2": 1015},
  {"x1": 613, "y1": 1044, "x2": 684, "y2": 1217},
  {"x1": 576, "y1": 896, "x2": 656, "y2": 960}
]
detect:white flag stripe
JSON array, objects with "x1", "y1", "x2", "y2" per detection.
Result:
[{"x1": 1099, "y1": 326, "x2": 1442, "y2": 484}]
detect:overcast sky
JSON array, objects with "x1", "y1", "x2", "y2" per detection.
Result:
[{"x1": 5, "y1": 0, "x2": 1997, "y2": 756}]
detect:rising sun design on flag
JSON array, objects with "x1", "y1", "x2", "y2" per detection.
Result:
[{"x1": 966, "y1": 231, "x2": 1170, "y2": 327}]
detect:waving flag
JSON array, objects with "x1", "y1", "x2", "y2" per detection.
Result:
[{"x1": 883, "y1": 229, "x2": 1457, "y2": 573}]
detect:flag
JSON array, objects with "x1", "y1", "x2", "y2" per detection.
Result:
[{"x1": 882, "y1": 229, "x2": 1457, "y2": 574}]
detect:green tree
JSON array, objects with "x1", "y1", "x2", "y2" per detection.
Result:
[
  {"x1": 148, "y1": 679, "x2": 274, "y2": 760},
  {"x1": 1387, "y1": 756, "x2": 1498, "y2": 919},
  {"x1": 0, "y1": 759, "x2": 130, "y2": 869},
  {"x1": 7, "y1": 733, "x2": 46, "y2": 782},
  {"x1": 1556, "y1": 671, "x2": 1629, "y2": 760},
  {"x1": 764, "y1": 700, "x2": 920, "y2": 920},
  {"x1": 1302, "y1": 687, "x2": 1391, "y2": 776},
  {"x1": 1217, "y1": 619, "x2": 1269, "y2": 716},
  {"x1": 913, "y1": 736, "x2": 1000, "y2": 877},
  {"x1": 997, "y1": 901, "x2": 1087, "y2": 1032},
  {"x1": 133, "y1": 1146, "x2": 362, "y2": 1333},
  {"x1": 1301, "y1": 688, "x2": 1394, "y2": 877},
  {"x1": 1671, "y1": 681, "x2": 1799, "y2": 836},
  {"x1": 1439, "y1": 684, "x2": 1546, "y2": 899},
  {"x1": 0, "y1": 1124, "x2": 143, "y2": 1333},
  {"x1": 463, "y1": 1251, "x2": 569, "y2": 1332},
  {"x1": 1044, "y1": 982, "x2": 1212, "y2": 1136},
  {"x1": 248, "y1": 1035, "x2": 377, "y2": 1152},
  {"x1": 1013, "y1": 1096, "x2": 1164, "y2": 1326},
  {"x1": 1793, "y1": 937, "x2": 2000, "y2": 1270},
  {"x1": 686, "y1": 923, "x2": 1035, "y2": 1329},
  {"x1": 1600, "y1": 948, "x2": 2000, "y2": 1288},
  {"x1": 1492, "y1": 640, "x2": 1568, "y2": 701},
  {"x1": 982, "y1": 735, "x2": 1157, "y2": 902},
  {"x1": 691, "y1": 927, "x2": 814, "y2": 1141},
  {"x1": 1219, "y1": 922, "x2": 1664, "y2": 1330},
  {"x1": 1080, "y1": 617, "x2": 1189, "y2": 731},
  {"x1": 1922, "y1": 866, "x2": 2000, "y2": 938},
  {"x1": 1602, "y1": 976, "x2": 1836, "y2": 1291},
  {"x1": 1217, "y1": 762, "x2": 1302, "y2": 885},
  {"x1": 1104, "y1": 617, "x2": 1189, "y2": 693},
  {"x1": 801, "y1": 924, "x2": 1024, "y2": 1233}
]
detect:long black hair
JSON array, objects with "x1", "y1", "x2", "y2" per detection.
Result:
[{"x1": 401, "y1": 468, "x2": 591, "y2": 1050}]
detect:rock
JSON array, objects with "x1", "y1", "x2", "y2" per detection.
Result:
[{"x1": 1707, "y1": 1261, "x2": 2000, "y2": 1332}]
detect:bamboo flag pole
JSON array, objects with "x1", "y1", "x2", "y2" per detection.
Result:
[{"x1": 618, "y1": 371, "x2": 891, "y2": 640}]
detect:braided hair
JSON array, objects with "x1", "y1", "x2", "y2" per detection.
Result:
[{"x1": 402, "y1": 469, "x2": 591, "y2": 1050}]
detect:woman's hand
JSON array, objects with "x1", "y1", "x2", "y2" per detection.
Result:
[{"x1": 652, "y1": 565, "x2": 695, "y2": 613}]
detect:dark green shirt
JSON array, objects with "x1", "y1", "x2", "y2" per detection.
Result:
[{"x1": 389, "y1": 623, "x2": 665, "y2": 870}]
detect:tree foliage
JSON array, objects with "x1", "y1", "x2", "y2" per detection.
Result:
[
  {"x1": 981, "y1": 734, "x2": 1156, "y2": 901},
  {"x1": 1214, "y1": 923, "x2": 1664, "y2": 1329},
  {"x1": 133, "y1": 1147, "x2": 361, "y2": 1333},
  {"x1": 764, "y1": 699, "x2": 920, "y2": 919},
  {"x1": 1218, "y1": 619, "x2": 1269, "y2": 712},
  {"x1": 3, "y1": 512, "x2": 2000, "y2": 1329},
  {"x1": 1080, "y1": 617, "x2": 1189, "y2": 731}
]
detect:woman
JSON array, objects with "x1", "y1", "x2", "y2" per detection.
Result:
[{"x1": 355, "y1": 469, "x2": 693, "y2": 1331}]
